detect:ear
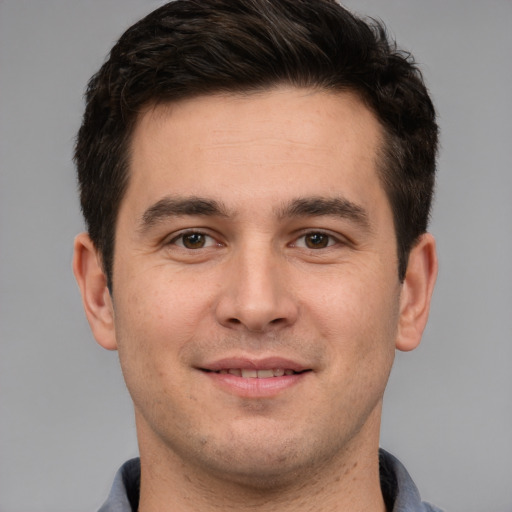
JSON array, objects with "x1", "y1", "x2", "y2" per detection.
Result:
[
  {"x1": 73, "y1": 233, "x2": 118, "y2": 351},
  {"x1": 396, "y1": 233, "x2": 438, "y2": 352}
]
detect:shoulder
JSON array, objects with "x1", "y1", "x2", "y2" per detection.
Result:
[
  {"x1": 97, "y1": 458, "x2": 140, "y2": 512},
  {"x1": 379, "y1": 449, "x2": 444, "y2": 512}
]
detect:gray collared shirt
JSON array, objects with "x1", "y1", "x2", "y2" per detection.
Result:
[{"x1": 98, "y1": 449, "x2": 443, "y2": 512}]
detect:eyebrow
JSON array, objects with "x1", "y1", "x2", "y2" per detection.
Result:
[
  {"x1": 138, "y1": 195, "x2": 371, "y2": 233},
  {"x1": 277, "y1": 197, "x2": 371, "y2": 230},
  {"x1": 139, "y1": 196, "x2": 230, "y2": 232}
]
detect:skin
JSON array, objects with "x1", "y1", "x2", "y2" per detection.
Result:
[{"x1": 74, "y1": 87, "x2": 437, "y2": 512}]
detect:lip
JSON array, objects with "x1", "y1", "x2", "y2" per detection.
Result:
[
  {"x1": 200, "y1": 356, "x2": 308, "y2": 373},
  {"x1": 197, "y1": 357, "x2": 311, "y2": 398}
]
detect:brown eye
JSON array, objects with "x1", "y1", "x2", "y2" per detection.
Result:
[
  {"x1": 181, "y1": 233, "x2": 207, "y2": 249},
  {"x1": 304, "y1": 233, "x2": 330, "y2": 249}
]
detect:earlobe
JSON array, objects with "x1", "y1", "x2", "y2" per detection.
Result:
[
  {"x1": 73, "y1": 233, "x2": 118, "y2": 351},
  {"x1": 396, "y1": 233, "x2": 438, "y2": 352}
]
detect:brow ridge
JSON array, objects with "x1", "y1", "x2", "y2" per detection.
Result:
[
  {"x1": 278, "y1": 197, "x2": 371, "y2": 229},
  {"x1": 139, "y1": 196, "x2": 229, "y2": 231},
  {"x1": 138, "y1": 195, "x2": 371, "y2": 232}
]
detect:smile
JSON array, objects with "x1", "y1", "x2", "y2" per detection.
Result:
[
  {"x1": 209, "y1": 368, "x2": 301, "y2": 378},
  {"x1": 199, "y1": 359, "x2": 311, "y2": 397}
]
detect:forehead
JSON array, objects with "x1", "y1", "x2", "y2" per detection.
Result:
[{"x1": 123, "y1": 87, "x2": 387, "y2": 218}]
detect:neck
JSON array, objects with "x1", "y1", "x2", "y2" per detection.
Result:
[{"x1": 136, "y1": 412, "x2": 386, "y2": 512}]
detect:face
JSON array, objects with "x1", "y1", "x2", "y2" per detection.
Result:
[{"x1": 98, "y1": 88, "x2": 411, "y2": 485}]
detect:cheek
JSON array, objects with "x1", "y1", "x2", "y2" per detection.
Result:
[
  {"x1": 112, "y1": 271, "x2": 215, "y2": 386},
  {"x1": 305, "y1": 265, "x2": 400, "y2": 388},
  {"x1": 117, "y1": 267, "x2": 215, "y2": 336},
  {"x1": 309, "y1": 266, "x2": 398, "y2": 336},
  {"x1": 315, "y1": 276, "x2": 398, "y2": 402}
]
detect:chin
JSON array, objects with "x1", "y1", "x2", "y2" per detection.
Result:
[
  {"x1": 188, "y1": 428, "x2": 336, "y2": 491},
  {"x1": 203, "y1": 456, "x2": 309, "y2": 491}
]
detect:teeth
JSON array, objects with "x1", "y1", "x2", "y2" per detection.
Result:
[{"x1": 217, "y1": 368, "x2": 296, "y2": 378}]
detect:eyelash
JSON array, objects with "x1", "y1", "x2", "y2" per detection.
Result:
[
  {"x1": 168, "y1": 231, "x2": 220, "y2": 250},
  {"x1": 291, "y1": 231, "x2": 340, "y2": 250},
  {"x1": 167, "y1": 230, "x2": 342, "y2": 251}
]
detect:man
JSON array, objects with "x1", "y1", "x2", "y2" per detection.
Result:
[{"x1": 72, "y1": 0, "x2": 440, "y2": 510}]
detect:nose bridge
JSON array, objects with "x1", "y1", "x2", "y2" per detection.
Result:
[{"x1": 215, "y1": 236, "x2": 297, "y2": 332}]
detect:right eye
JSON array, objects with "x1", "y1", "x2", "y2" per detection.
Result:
[{"x1": 170, "y1": 232, "x2": 218, "y2": 249}]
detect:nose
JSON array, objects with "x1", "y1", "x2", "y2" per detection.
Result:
[{"x1": 214, "y1": 242, "x2": 299, "y2": 333}]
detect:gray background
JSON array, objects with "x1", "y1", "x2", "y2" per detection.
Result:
[{"x1": 1, "y1": 1, "x2": 511, "y2": 511}]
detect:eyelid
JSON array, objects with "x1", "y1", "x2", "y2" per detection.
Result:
[
  {"x1": 167, "y1": 229, "x2": 221, "y2": 248},
  {"x1": 290, "y1": 229, "x2": 345, "y2": 249},
  {"x1": 163, "y1": 227, "x2": 349, "y2": 250}
]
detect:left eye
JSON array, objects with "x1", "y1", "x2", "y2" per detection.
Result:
[
  {"x1": 172, "y1": 232, "x2": 217, "y2": 249},
  {"x1": 294, "y1": 232, "x2": 336, "y2": 249}
]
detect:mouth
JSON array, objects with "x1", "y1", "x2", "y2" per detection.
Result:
[
  {"x1": 197, "y1": 357, "x2": 311, "y2": 397},
  {"x1": 203, "y1": 368, "x2": 307, "y2": 378}
]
